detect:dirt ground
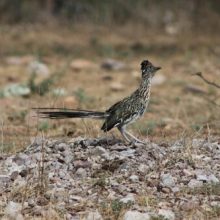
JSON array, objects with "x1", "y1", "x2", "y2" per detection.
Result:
[{"x1": 0, "y1": 24, "x2": 220, "y2": 219}]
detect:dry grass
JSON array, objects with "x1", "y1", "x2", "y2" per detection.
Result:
[{"x1": 0, "y1": 24, "x2": 220, "y2": 152}]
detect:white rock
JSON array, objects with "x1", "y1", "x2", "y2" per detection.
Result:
[
  {"x1": 83, "y1": 210, "x2": 103, "y2": 220},
  {"x1": 123, "y1": 211, "x2": 150, "y2": 220},
  {"x1": 120, "y1": 149, "x2": 135, "y2": 158},
  {"x1": 0, "y1": 175, "x2": 10, "y2": 182},
  {"x1": 120, "y1": 194, "x2": 135, "y2": 204},
  {"x1": 158, "y1": 209, "x2": 175, "y2": 220},
  {"x1": 75, "y1": 168, "x2": 87, "y2": 178},
  {"x1": 28, "y1": 60, "x2": 50, "y2": 76},
  {"x1": 161, "y1": 173, "x2": 175, "y2": 187},
  {"x1": 188, "y1": 179, "x2": 203, "y2": 188},
  {"x1": 138, "y1": 164, "x2": 148, "y2": 173},
  {"x1": 208, "y1": 174, "x2": 219, "y2": 183},
  {"x1": 129, "y1": 175, "x2": 139, "y2": 182},
  {"x1": 92, "y1": 146, "x2": 108, "y2": 156},
  {"x1": 4, "y1": 201, "x2": 24, "y2": 220},
  {"x1": 196, "y1": 174, "x2": 208, "y2": 182}
]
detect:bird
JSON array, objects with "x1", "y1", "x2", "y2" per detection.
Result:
[{"x1": 34, "y1": 60, "x2": 161, "y2": 144}]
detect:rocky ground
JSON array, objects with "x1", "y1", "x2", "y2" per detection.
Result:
[{"x1": 0, "y1": 136, "x2": 220, "y2": 220}]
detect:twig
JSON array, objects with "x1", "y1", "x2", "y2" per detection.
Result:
[
  {"x1": 203, "y1": 96, "x2": 220, "y2": 107},
  {"x1": 192, "y1": 72, "x2": 220, "y2": 89}
]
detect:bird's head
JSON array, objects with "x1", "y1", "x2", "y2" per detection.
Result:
[{"x1": 141, "y1": 60, "x2": 161, "y2": 78}]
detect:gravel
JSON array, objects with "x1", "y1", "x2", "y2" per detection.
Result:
[{"x1": 0, "y1": 136, "x2": 220, "y2": 219}]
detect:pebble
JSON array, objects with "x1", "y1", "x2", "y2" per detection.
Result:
[
  {"x1": 91, "y1": 146, "x2": 108, "y2": 156},
  {"x1": 83, "y1": 210, "x2": 103, "y2": 220},
  {"x1": 28, "y1": 198, "x2": 35, "y2": 208},
  {"x1": 70, "y1": 59, "x2": 96, "y2": 71},
  {"x1": 101, "y1": 59, "x2": 125, "y2": 71},
  {"x1": 129, "y1": 175, "x2": 139, "y2": 182},
  {"x1": 4, "y1": 201, "x2": 23, "y2": 220},
  {"x1": 110, "y1": 82, "x2": 125, "y2": 91},
  {"x1": 161, "y1": 173, "x2": 175, "y2": 188},
  {"x1": 196, "y1": 174, "x2": 208, "y2": 182},
  {"x1": 158, "y1": 209, "x2": 175, "y2": 220},
  {"x1": 123, "y1": 211, "x2": 150, "y2": 220},
  {"x1": 75, "y1": 168, "x2": 87, "y2": 178},
  {"x1": 138, "y1": 164, "x2": 148, "y2": 173},
  {"x1": 120, "y1": 193, "x2": 135, "y2": 204},
  {"x1": 208, "y1": 174, "x2": 219, "y2": 183},
  {"x1": 0, "y1": 137, "x2": 220, "y2": 219},
  {"x1": 28, "y1": 60, "x2": 50, "y2": 76},
  {"x1": 188, "y1": 179, "x2": 203, "y2": 188}
]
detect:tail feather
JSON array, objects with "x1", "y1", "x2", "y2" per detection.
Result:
[{"x1": 34, "y1": 108, "x2": 108, "y2": 119}]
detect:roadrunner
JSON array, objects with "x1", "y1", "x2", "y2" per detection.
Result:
[{"x1": 35, "y1": 60, "x2": 161, "y2": 144}]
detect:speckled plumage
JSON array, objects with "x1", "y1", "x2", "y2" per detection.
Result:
[{"x1": 35, "y1": 60, "x2": 161, "y2": 144}]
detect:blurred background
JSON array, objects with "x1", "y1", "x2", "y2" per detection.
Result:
[{"x1": 0, "y1": 0, "x2": 220, "y2": 152}]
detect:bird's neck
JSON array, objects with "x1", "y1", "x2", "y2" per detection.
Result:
[{"x1": 138, "y1": 75, "x2": 152, "y2": 102}]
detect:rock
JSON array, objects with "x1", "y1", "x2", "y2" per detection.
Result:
[
  {"x1": 32, "y1": 205, "x2": 43, "y2": 216},
  {"x1": 28, "y1": 60, "x2": 50, "y2": 76},
  {"x1": 110, "y1": 82, "x2": 125, "y2": 91},
  {"x1": 158, "y1": 209, "x2": 175, "y2": 220},
  {"x1": 165, "y1": 24, "x2": 179, "y2": 35},
  {"x1": 101, "y1": 59, "x2": 125, "y2": 71},
  {"x1": 55, "y1": 143, "x2": 68, "y2": 152},
  {"x1": 6, "y1": 55, "x2": 34, "y2": 65},
  {"x1": 208, "y1": 174, "x2": 219, "y2": 183},
  {"x1": 70, "y1": 59, "x2": 96, "y2": 71},
  {"x1": 28, "y1": 198, "x2": 35, "y2": 208},
  {"x1": 161, "y1": 187, "x2": 171, "y2": 194},
  {"x1": 161, "y1": 173, "x2": 175, "y2": 188},
  {"x1": 91, "y1": 146, "x2": 108, "y2": 156},
  {"x1": 172, "y1": 186, "x2": 180, "y2": 193},
  {"x1": 184, "y1": 85, "x2": 206, "y2": 95},
  {"x1": 181, "y1": 200, "x2": 199, "y2": 211},
  {"x1": 120, "y1": 194, "x2": 135, "y2": 204},
  {"x1": 12, "y1": 155, "x2": 27, "y2": 166},
  {"x1": 4, "y1": 201, "x2": 24, "y2": 220},
  {"x1": 2, "y1": 83, "x2": 31, "y2": 97},
  {"x1": 152, "y1": 74, "x2": 166, "y2": 86},
  {"x1": 10, "y1": 171, "x2": 19, "y2": 181},
  {"x1": 183, "y1": 169, "x2": 194, "y2": 176},
  {"x1": 120, "y1": 149, "x2": 135, "y2": 158},
  {"x1": 82, "y1": 210, "x2": 103, "y2": 220},
  {"x1": 196, "y1": 174, "x2": 208, "y2": 182},
  {"x1": 75, "y1": 168, "x2": 87, "y2": 178},
  {"x1": 129, "y1": 175, "x2": 139, "y2": 182},
  {"x1": 138, "y1": 164, "x2": 148, "y2": 174},
  {"x1": 0, "y1": 175, "x2": 10, "y2": 182},
  {"x1": 123, "y1": 211, "x2": 150, "y2": 220},
  {"x1": 188, "y1": 179, "x2": 203, "y2": 188},
  {"x1": 73, "y1": 160, "x2": 91, "y2": 169}
]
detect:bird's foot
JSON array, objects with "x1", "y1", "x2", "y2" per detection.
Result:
[{"x1": 130, "y1": 139, "x2": 147, "y2": 147}]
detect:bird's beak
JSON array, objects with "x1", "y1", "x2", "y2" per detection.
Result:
[{"x1": 155, "y1": 66, "x2": 161, "y2": 71}]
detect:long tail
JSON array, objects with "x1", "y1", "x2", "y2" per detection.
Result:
[{"x1": 33, "y1": 108, "x2": 108, "y2": 119}]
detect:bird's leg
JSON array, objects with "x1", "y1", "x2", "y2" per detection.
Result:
[
  {"x1": 118, "y1": 126, "x2": 133, "y2": 143},
  {"x1": 124, "y1": 129, "x2": 146, "y2": 145}
]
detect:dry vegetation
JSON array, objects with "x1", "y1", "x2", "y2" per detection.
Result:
[{"x1": 0, "y1": 23, "x2": 220, "y2": 219}]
